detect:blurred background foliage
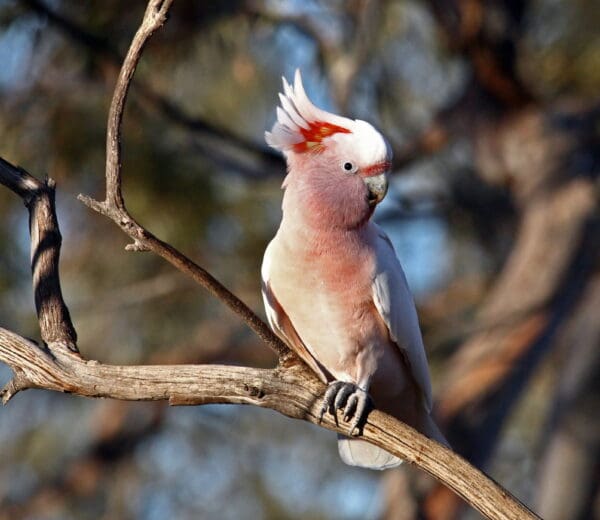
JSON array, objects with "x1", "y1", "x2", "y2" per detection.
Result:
[{"x1": 0, "y1": 0, "x2": 598, "y2": 519}]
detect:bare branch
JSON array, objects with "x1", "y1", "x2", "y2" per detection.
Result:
[
  {"x1": 0, "y1": 157, "x2": 77, "y2": 351},
  {"x1": 0, "y1": 156, "x2": 44, "y2": 200},
  {"x1": 104, "y1": 0, "x2": 173, "y2": 210},
  {"x1": 0, "y1": 327, "x2": 539, "y2": 520},
  {"x1": 76, "y1": 1, "x2": 290, "y2": 359}
]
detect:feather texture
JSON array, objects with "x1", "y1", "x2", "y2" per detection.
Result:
[
  {"x1": 261, "y1": 242, "x2": 329, "y2": 384},
  {"x1": 371, "y1": 224, "x2": 433, "y2": 412},
  {"x1": 265, "y1": 70, "x2": 353, "y2": 153}
]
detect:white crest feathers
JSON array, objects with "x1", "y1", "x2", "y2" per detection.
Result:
[{"x1": 265, "y1": 69, "x2": 354, "y2": 153}]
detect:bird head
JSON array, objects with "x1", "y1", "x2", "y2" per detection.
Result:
[{"x1": 266, "y1": 70, "x2": 392, "y2": 229}]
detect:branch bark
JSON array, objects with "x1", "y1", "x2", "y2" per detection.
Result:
[
  {"x1": 0, "y1": 157, "x2": 77, "y2": 351},
  {"x1": 0, "y1": 327, "x2": 538, "y2": 520}
]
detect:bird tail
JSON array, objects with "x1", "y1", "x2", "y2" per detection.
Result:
[
  {"x1": 337, "y1": 436, "x2": 403, "y2": 470},
  {"x1": 337, "y1": 413, "x2": 449, "y2": 470}
]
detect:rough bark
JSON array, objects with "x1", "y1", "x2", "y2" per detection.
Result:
[
  {"x1": 0, "y1": 327, "x2": 538, "y2": 520},
  {"x1": 0, "y1": 158, "x2": 77, "y2": 351}
]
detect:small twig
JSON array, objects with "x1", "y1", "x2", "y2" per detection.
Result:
[
  {"x1": 77, "y1": 0, "x2": 291, "y2": 359},
  {"x1": 0, "y1": 370, "x2": 29, "y2": 404},
  {"x1": 104, "y1": 0, "x2": 174, "y2": 210}
]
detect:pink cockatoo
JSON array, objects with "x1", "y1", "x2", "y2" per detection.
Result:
[{"x1": 261, "y1": 70, "x2": 445, "y2": 470}]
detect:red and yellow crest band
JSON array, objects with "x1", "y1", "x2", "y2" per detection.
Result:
[{"x1": 292, "y1": 121, "x2": 352, "y2": 153}]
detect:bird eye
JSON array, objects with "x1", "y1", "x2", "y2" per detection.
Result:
[{"x1": 343, "y1": 162, "x2": 354, "y2": 172}]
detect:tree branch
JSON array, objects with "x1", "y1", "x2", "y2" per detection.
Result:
[
  {"x1": 0, "y1": 327, "x2": 538, "y2": 520},
  {"x1": 76, "y1": 0, "x2": 290, "y2": 359},
  {"x1": 103, "y1": 0, "x2": 172, "y2": 210},
  {"x1": 0, "y1": 157, "x2": 77, "y2": 351}
]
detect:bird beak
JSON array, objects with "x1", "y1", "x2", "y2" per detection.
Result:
[{"x1": 363, "y1": 172, "x2": 388, "y2": 207}]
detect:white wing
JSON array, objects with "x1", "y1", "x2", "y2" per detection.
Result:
[
  {"x1": 371, "y1": 224, "x2": 433, "y2": 411},
  {"x1": 261, "y1": 240, "x2": 329, "y2": 383}
]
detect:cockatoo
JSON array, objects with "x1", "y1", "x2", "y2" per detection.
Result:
[{"x1": 261, "y1": 70, "x2": 445, "y2": 470}]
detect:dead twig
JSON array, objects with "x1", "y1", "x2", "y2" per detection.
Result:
[{"x1": 76, "y1": 0, "x2": 290, "y2": 359}]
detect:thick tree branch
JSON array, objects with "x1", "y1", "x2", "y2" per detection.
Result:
[
  {"x1": 0, "y1": 157, "x2": 77, "y2": 351},
  {"x1": 0, "y1": 327, "x2": 538, "y2": 520}
]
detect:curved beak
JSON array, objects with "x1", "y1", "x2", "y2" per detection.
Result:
[{"x1": 363, "y1": 172, "x2": 388, "y2": 207}]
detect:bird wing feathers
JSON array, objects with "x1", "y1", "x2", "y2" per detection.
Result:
[
  {"x1": 261, "y1": 241, "x2": 329, "y2": 383},
  {"x1": 371, "y1": 224, "x2": 433, "y2": 412}
]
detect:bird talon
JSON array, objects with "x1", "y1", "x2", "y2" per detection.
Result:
[
  {"x1": 320, "y1": 381, "x2": 343, "y2": 425},
  {"x1": 333, "y1": 383, "x2": 353, "y2": 410},
  {"x1": 349, "y1": 415, "x2": 362, "y2": 436},
  {"x1": 320, "y1": 380, "x2": 372, "y2": 434},
  {"x1": 343, "y1": 394, "x2": 358, "y2": 421}
]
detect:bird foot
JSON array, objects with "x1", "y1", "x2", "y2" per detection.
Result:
[{"x1": 319, "y1": 381, "x2": 372, "y2": 436}]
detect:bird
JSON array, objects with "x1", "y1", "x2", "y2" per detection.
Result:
[{"x1": 261, "y1": 70, "x2": 446, "y2": 469}]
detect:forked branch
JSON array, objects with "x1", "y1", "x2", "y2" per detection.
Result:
[{"x1": 76, "y1": 0, "x2": 290, "y2": 359}]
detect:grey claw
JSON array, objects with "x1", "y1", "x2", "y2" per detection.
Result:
[
  {"x1": 319, "y1": 380, "x2": 372, "y2": 436},
  {"x1": 348, "y1": 391, "x2": 370, "y2": 436},
  {"x1": 319, "y1": 382, "x2": 340, "y2": 423},
  {"x1": 333, "y1": 383, "x2": 353, "y2": 410},
  {"x1": 343, "y1": 393, "x2": 358, "y2": 421},
  {"x1": 320, "y1": 381, "x2": 349, "y2": 424}
]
